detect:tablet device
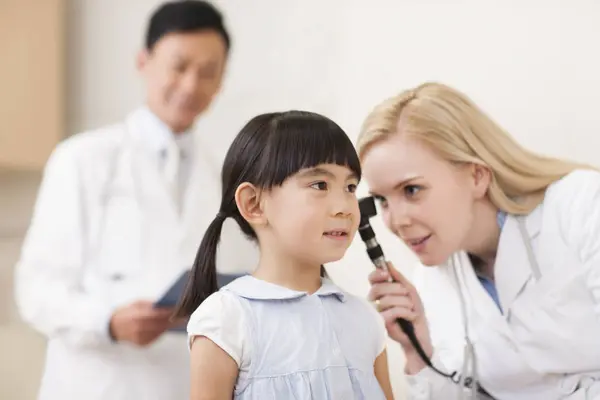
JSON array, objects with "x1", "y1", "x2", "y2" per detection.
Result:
[
  {"x1": 154, "y1": 270, "x2": 245, "y2": 308},
  {"x1": 155, "y1": 271, "x2": 245, "y2": 333}
]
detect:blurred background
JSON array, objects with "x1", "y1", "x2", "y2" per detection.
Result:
[{"x1": 2, "y1": 0, "x2": 600, "y2": 398}]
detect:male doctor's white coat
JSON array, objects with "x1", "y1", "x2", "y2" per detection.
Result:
[
  {"x1": 406, "y1": 169, "x2": 600, "y2": 400},
  {"x1": 14, "y1": 107, "x2": 258, "y2": 400}
]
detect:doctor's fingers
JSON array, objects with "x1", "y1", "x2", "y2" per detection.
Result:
[
  {"x1": 368, "y1": 281, "x2": 409, "y2": 302},
  {"x1": 134, "y1": 314, "x2": 175, "y2": 332},
  {"x1": 384, "y1": 262, "x2": 414, "y2": 286},
  {"x1": 368, "y1": 268, "x2": 391, "y2": 284},
  {"x1": 133, "y1": 307, "x2": 175, "y2": 321},
  {"x1": 374, "y1": 295, "x2": 415, "y2": 315},
  {"x1": 133, "y1": 327, "x2": 169, "y2": 346},
  {"x1": 136, "y1": 316, "x2": 173, "y2": 329},
  {"x1": 379, "y1": 304, "x2": 419, "y2": 324},
  {"x1": 132, "y1": 319, "x2": 171, "y2": 335}
]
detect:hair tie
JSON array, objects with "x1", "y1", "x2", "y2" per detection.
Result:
[{"x1": 216, "y1": 212, "x2": 228, "y2": 221}]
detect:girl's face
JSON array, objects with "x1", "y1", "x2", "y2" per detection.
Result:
[
  {"x1": 261, "y1": 164, "x2": 360, "y2": 267},
  {"x1": 361, "y1": 134, "x2": 484, "y2": 266}
]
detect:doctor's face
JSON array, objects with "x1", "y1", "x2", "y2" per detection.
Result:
[
  {"x1": 138, "y1": 30, "x2": 227, "y2": 133},
  {"x1": 362, "y1": 134, "x2": 479, "y2": 266}
]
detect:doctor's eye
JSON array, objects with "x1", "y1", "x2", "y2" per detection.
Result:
[
  {"x1": 198, "y1": 67, "x2": 219, "y2": 80},
  {"x1": 404, "y1": 185, "x2": 422, "y2": 198},
  {"x1": 310, "y1": 181, "x2": 328, "y2": 191},
  {"x1": 346, "y1": 183, "x2": 358, "y2": 193},
  {"x1": 373, "y1": 195, "x2": 388, "y2": 208}
]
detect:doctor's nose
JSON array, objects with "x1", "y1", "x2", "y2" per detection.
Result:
[
  {"x1": 386, "y1": 201, "x2": 412, "y2": 233},
  {"x1": 179, "y1": 71, "x2": 200, "y2": 94}
]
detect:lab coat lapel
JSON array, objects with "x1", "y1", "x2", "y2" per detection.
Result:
[
  {"x1": 494, "y1": 209, "x2": 542, "y2": 313},
  {"x1": 454, "y1": 252, "x2": 504, "y2": 328},
  {"x1": 125, "y1": 113, "x2": 181, "y2": 222}
]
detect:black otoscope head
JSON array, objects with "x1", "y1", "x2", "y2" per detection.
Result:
[
  {"x1": 359, "y1": 196, "x2": 377, "y2": 225},
  {"x1": 358, "y1": 196, "x2": 385, "y2": 267}
]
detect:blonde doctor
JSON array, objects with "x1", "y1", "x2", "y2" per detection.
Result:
[
  {"x1": 14, "y1": 2, "x2": 256, "y2": 400},
  {"x1": 359, "y1": 82, "x2": 600, "y2": 399}
]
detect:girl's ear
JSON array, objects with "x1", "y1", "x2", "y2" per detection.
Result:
[{"x1": 235, "y1": 183, "x2": 266, "y2": 227}]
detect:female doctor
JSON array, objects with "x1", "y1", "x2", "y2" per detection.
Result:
[
  {"x1": 14, "y1": 2, "x2": 256, "y2": 400},
  {"x1": 358, "y1": 82, "x2": 600, "y2": 399}
]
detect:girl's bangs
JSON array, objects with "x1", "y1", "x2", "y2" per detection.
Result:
[{"x1": 258, "y1": 114, "x2": 361, "y2": 187}]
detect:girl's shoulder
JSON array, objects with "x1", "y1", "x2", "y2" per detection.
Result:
[
  {"x1": 187, "y1": 289, "x2": 245, "y2": 324},
  {"x1": 186, "y1": 289, "x2": 250, "y2": 368}
]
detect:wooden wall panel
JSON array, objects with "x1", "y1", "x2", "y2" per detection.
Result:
[{"x1": 0, "y1": 0, "x2": 66, "y2": 170}]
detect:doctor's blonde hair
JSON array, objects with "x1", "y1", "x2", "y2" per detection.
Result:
[{"x1": 357, "y1": 82, "x2": 594, "y2": 215}]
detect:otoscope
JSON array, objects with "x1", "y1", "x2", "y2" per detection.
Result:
[
  {"x1": 357, "y1": 196, "x2": 446, "y2": 376},
  {"x1": 358, "y1": 196, "x2": 495, "y2": 398}
]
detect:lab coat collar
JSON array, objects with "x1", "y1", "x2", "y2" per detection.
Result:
[
  {"x1": 494, "y1": 205, "x2": 542, "y2": 312},
  {"x1": 452, "y1": 205, "x2": 543, "y2": 331},
  {"x1": 223, "y1": 275, "x2": 347, "y2": 302},
  {"x1": 129, "y1": 106, "x2": 196, "y2": 158},
  {"x1": 122, "y1": 107, "x2": 219, "y2": 226}
]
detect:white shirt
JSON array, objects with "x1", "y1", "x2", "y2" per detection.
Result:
[{"x1": 134, "y1": 106, "x2": 194, "y2": 199}]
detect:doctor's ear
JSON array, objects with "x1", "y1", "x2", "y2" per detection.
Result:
[
  {"x1": 136, "y1": 49, "x2": 151, "y2": 72},
  {"x1": 470, "y1": 164, "x2": 492, "y2": 199},
  {"x1": 235, "y1": 183, "x2": 267, "y2": 227}
]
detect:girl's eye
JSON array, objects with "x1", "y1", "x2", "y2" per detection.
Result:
[
  {"x1": 404, "y1": 185, "x2": 422, "y2": 198},
  {"x1": 347, "y1": 183, "x2": 357, "y2": 193},
  {"x1": 310, "y1": 181, "x2": 328, "y2": 190}
]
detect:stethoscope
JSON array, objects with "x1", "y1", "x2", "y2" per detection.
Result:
[
  {"x1": 89, "y1": 122, "x2": 145, "y2": 277},
  {"x1": 358, "y1": 197, "x2": 541, "y2": 399}
]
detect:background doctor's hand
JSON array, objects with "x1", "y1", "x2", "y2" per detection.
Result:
[
  {"x1": 368, "y1": 263, "x2": 433, "y2": 374},
  {"x1": 109, "y1": 301, "x2": 174, "y2": 346}
]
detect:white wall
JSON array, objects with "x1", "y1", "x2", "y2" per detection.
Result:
[{"x1": 67, "y1": 0, "x2": 600, "y2": 397}]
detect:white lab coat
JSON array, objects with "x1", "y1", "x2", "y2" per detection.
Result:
[
  {"x1": 406, "y1": 169, "x2": 600, "y2": 400},
  {"x1": 14, "y1": 108, "x2": 258, "y2": 400}
]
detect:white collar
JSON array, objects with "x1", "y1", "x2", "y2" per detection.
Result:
[
  {"x1": 223, "y1": 275, "x2": 347, "y2": 302},
  {"x1": 130, "y1": 106, "x2": 196, "y2": 157}
]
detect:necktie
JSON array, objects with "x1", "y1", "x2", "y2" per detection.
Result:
[{"x1": 163, "y1": 141, "x2": 181, "y2": 212}]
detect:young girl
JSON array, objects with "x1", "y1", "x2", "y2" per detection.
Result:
[{"x1": 174, "y1": 111, "x2": 395, "y2": 399}]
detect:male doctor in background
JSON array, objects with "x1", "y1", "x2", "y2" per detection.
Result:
[{"x1": 14, "y1": 1, "x2": 257, "y2": 399}]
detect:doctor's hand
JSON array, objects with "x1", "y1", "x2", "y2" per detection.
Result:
[
  {"x1": 368, "y1": 263, "x2": 433, "y2": 374},
  {"x1": 109, "y1": 301, "x2": 174, "y2": 346}
]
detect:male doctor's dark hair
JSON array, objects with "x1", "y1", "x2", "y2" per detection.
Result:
[{"x1": 146, "y1": 0, "x2": 231, "y2": 52}]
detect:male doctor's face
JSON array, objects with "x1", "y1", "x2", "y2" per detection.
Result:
[
  {"x1": 362, "y1": 133, "x2": 481, "y2": 266},
  {"x1": 138, "y1": 30, "x2": 227, "y2": 133}
]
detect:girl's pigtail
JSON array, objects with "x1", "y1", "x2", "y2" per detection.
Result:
[{"x1": 173, "y1": 213, "x2": 228, "y2": 318}]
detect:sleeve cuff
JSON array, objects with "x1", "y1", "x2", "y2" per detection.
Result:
[
  {"x1": 190, "y1": 332, "x2": 242, "y2": 367},
  {"x1": 405, "y1": 351, "x2": 449, "y2": 398},
  {"x1": 64, "y1": 302, "x2": 116, "y2": 347}
]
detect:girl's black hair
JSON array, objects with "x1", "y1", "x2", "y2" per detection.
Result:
[{"x1": 174, "y1": 111, "x2": 361, "y2": 318}]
